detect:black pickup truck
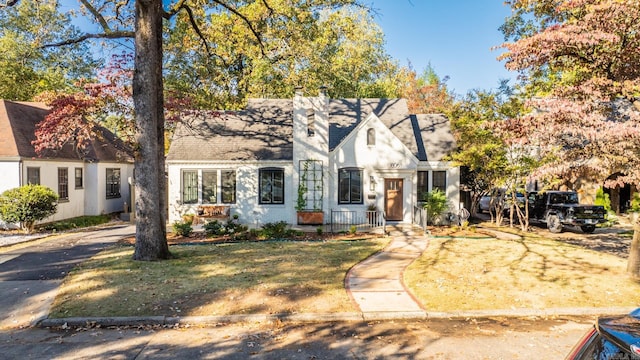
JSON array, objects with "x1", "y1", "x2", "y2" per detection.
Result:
[{"x1": 528, "y1": 191, "x2": 607, "y2": 233}]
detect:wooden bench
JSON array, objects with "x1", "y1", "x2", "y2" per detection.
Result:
[{"x1": 195, "y1": 205, "x2": 230, "y2": 224}]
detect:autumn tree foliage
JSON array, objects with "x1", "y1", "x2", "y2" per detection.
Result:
[
  {"x1": 498, "y1": 0, "x2": 640, "y2": 275},
  {"x1": 498, "y1": 0, "x2": 640, "y2": 186},
  {"x1": 0, "y1": 0, "x2": 97, "y2": 100},
  {"x1": 400, "y1": 64, "x2": 453, "y2": 114},
  {"x1": 164, "y1": 5, "x2": 396, "y2": 109},
  {"x1": 447, "y1": 85, "x2": 535, "y2": 230}
]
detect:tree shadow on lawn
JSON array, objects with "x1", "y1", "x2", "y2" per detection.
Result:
[
  {"x1": 49, "y1": 240, "x2": 385, "y2": 319},
  {"x1": 409, "y1": 231, "x2": 640, "y2": 310}
]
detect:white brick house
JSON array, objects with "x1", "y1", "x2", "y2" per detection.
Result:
[{"x1": 166, "y1": 90, "x2": 459, "y2": 226}]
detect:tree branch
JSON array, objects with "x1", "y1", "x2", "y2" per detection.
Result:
[
  {"x1": 211, "y1": 0, "x2": 267, "y2": 57},
  {"x1": 79, "y1": 0, "x2": 112, "y2": 32},
  {"x1": 178, "y1": 4, "x2": 212, "y2": 56},
  {"x1": 42, "y1": 31, "x2": 135, "y2": 48},
  {"x1": 0, "y1": 0, "x2": 19, "y2": 8}
]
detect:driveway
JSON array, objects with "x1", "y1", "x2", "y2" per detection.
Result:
[{"x1": 0, "y1": 225, "x2": 135, "y2": 329}]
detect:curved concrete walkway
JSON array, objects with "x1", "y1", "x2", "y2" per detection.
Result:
[{"x1": 345, "y1": 226, "x2": 429, "y2": 320}]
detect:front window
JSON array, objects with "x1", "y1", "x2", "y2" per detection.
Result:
[
  {"x1": 106, "y1": 168, "x2": 121, "y2": 199},
  {"x1": 221, "y1": 170, "x2": 236, "y2": 204},
  {"x1": 27, "y1": 167, "x2": 40, "y2": 185},
  {"x1": 259, "y1": 168, "x2": 284, "y2": 204},
  {"x1": 432, "y1": 171, "x2": 447, "y2": 193},
  {"x1": 202, "y1": 171, "x2": 217, "y2": 204},
  {"x1": 181, "y1": 170, "x2": 198, "y2": 204},
  {"x1": 58, "y1": 168, "x2": 68, "y2": 201},
  {"x1": 338, "y1": 168, "x2": 362, "y2": 204},
  {"x1": 417, "y1": 171, "x2": 429, "y2": 200},
  {"x1": 75, "y1": 168, "x2": 83, "y2": 189}
]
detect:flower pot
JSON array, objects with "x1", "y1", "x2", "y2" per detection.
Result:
[{"x1": 297, "y1": 211, "x2": 323, "y2": 225}]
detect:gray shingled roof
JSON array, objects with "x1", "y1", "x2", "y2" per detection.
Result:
[
  {"x1": 167, "y1": 99, "x2": 294, "y2": 161},
  {"x1": 167, "y1": 98, "x2": 456, "y2": 162},
  {"x1": 0, "y1": 100, "x2": 132, "y2": 163}
]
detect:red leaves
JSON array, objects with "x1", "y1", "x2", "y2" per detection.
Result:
[{"x1": 32, "y1": 93, "x2": 97, "y2": 156}]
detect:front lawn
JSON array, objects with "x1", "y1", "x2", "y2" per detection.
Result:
[
  {"x1": 50, "y1": 239, "x2": 388, "y2": 318},
  {"x1": 405, "y1": 233, "x2": 640, "y2": 311}
]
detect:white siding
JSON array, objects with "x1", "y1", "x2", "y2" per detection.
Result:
[{"x1": 0, "y1": 161, "x2": 20, "y2": 193}]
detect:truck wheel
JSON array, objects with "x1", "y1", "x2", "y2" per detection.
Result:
[
  {"x1": 547, "y1": 214, "x2": 562, "y2": 233},
  {"x1": 581, "y1": 225, "x2": 596, "y2": 233}
]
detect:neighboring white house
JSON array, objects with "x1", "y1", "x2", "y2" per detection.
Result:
[
  {"x1": 0, "y1": 100, "x2": 134, "y2": 228},
  {"x1": 166, "y1": 89, "x2": 459, "y2": 227}
]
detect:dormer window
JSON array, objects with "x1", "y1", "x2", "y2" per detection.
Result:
[
  {"x1": 307, "y1": 108, "x2": 315, "y2": 136},
  {"x1": 367, "y1": 128, "x2": 375, "y2": 146}
]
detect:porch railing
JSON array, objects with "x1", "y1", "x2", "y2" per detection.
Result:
[
  {"x1": 330, "y1": 210, "x2": 386, "y2": 234},
  {"x1": 413, "y1": 205, "x2": 428, "y2": 233}
]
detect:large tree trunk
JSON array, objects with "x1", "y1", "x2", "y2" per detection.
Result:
[
  {"x1": 627, "y1": 223, "x2": 640, "y2": 278},
  {"x1": 132, "y1": 0, "x2": 171, "y2": 260}
]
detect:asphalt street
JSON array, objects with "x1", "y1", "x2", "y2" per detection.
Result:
[{"x1": 0, "y1": 317, "x2": 594, "y2": 359}]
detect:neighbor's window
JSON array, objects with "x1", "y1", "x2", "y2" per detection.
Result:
[
  {"x1": 202, "y1": 171, "x2": 217, "y2": 204},
  {"x1": 181, "y1": 170, "x2": 198, "y2": 204},
  {"x1": 75, "y1": 168, "x2": 83, "y2": 189},
  {"x1": 259, "y1": 168, "x2": 284, "y2": 204},
  {"x1": 27, "y1": 167, "x2": 40, "y2": 185},
  {"x1": 106, "y1": 168, "x2": 121, "y2": 199},
  {"x1": 58, "y1": 168, "x2": 68, "y2": 201},
  {"x1": 338, "y1": 168, "x2": 362, "y2": 204},
  {"x1": 432, "y1": 171, "x2": 446, "y2": 193},
  {"x1": 367, "y1": 128, "x2": 376, "y2": 146}
]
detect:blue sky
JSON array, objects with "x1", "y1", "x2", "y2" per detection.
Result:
[{"x1": 369, "y1": 0, "x2": 515, "y2": 96}]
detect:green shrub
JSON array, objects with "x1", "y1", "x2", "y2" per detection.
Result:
[
  {"x1": 203, "y1": 218, "x2": 248, "y2": 237},
  {"x1": 203, "y1": 220, "x2": 225, "y2": 236},
  {"x1": 595, "y1": 188, "x2": 618, "y2": 226},
  {"x1": 0, "y1": 184, "x2": 58, "y2": 233},
  {"x1": 630, "y1": 193, "x2": 640, "y2": 213},
  {"x1": 172, "y1": 221, "x2": 193, "y2": 237},
  {"x1": 349, "y1": 225, "x2": 357, "y2": 235},
  {"x1": 595, "y1": 188, "x2": 612, "y2": 213},
  {"x1": 261, "y1": 221, "x2": 289, "y2": 239},
  {"x1": 316, "y1": 227, "x2": 323, "y2": 235},
  {"x1": 422, "y1": 189, "x2": 449, "y2": 225}
]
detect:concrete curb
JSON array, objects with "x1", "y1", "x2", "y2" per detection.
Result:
[{"x1": 37, "y1": 307, "x2": 637, "y2": 328}]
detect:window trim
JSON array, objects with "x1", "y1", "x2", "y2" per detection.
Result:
[
  {"x1": 259, "y1": 167, "x2": 285, "y2": 205},
  {"x1": 338, "y1": 167, "x2": 363, "y2": 204}
]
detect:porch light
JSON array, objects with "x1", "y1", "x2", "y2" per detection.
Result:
[{"x1": 370, "y1": 176, "x2": 376, "y2": 191}]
